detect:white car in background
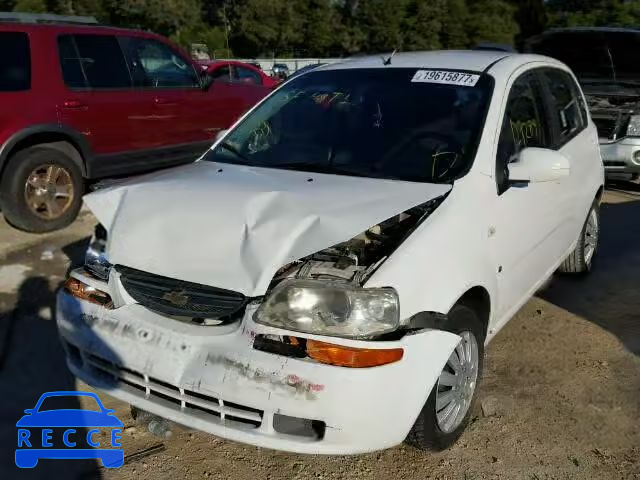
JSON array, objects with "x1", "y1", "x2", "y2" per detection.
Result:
[{"x1": 57, "y1": 51, "x2": 604, "y2": 454}]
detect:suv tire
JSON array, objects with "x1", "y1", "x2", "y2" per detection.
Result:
[
  {"x1": 558, "y1": 200, "x2": 600, "y2": 274},
  {"x1": 0, "y1": 146, "x2": 83, "y2": 233},
  {"x1": 405, "y1": 303, "x2": 485, "y2": 451}
]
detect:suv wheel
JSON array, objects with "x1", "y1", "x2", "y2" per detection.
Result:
[
  {"x1": 405, "y1": 303, "x2": 485, "y2": 450},
  {"x1": 0, "y1": 146, "x2": 83, "y2": 233}
]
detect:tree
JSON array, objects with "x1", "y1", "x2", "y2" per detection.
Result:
[
  {"x1": 402, "y1": 0, "x2": 445, "y2": 51},
  {"x1": 441, "y1": 0, "x2": 469, "y2": 48},
  {"x1": 12, "y1": 0, "x2": 47, "y2": 12},
  {"x1": 232, "y1": 0, "x2": 306, "y2": 57},
  {"x1": 512, "y1": 0, "x2": 547, "y2": 47},
  {"x1": 466, "y1": 0, "x2": 519, "y2": 47},
  {"x1": 354, "y1": 0, "x2": 407, "y2": 53},
  {"x1": 302, "y1": 0, "x2": 340, "y2": 56},
  {"x1": 171, "y1": 23, "x2": 228, "y2": 55},
  {"x1": 104, "y1": 0, "x2": 202, "y2": 36}
]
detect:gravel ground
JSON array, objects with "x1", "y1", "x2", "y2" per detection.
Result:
[{"x1": 0, "y1": 187, "x2": 638, "y2": 480}]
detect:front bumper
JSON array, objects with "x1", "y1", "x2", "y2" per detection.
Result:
[
  {"x1": 599, "y1": 137, "x2": 640, "y2": 175},
  {"x1": 56, "y1": 289, "x2": 459, "y2": 454}
]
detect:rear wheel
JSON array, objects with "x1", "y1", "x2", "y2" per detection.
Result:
[
  {"x1": 0, "y1": 146, "x2": 83, "y2": 233},
  {"x1": 558, "y1": 200, "x2": 600, "y2": 274},
  {"x1": 405, "y1": 303, "x2": 485, "y2": 450}
]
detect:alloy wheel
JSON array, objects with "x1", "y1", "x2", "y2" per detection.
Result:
[
  {"x1": 435, "y1": 330, "x2": 480, "y2": 434},
  {"x1": 24, "y1": 164, "x2": 75, "y2": 220}
]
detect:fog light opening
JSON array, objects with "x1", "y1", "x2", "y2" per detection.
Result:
[
  {"x1": 633, "y1": 150, "x2": 640, "y2": 165},
  {"x1": 273, "y1": 414, "x2": 326, "y2": 440}
]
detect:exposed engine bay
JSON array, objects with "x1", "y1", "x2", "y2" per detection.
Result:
[
  {"x1": 585, "y1": 92, "x2": 640, "y2": 140},
  {"x1": 270, "y1": 195, "x2": 446, "y2": 289},
  {"x1": 585, "y1": 93, "x2": 640, "y2": 112}
]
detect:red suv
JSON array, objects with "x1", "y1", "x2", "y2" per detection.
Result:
[{"x1": 0, "y1": 14, "x2": 269, "y2": 232}]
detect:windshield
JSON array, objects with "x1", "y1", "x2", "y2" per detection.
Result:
[
  {"x1": 528, "y1": 31, "x2": 640, "y2": 84},
  {"x1": 203, "y1": 68, "x2": 493, "y2": 183}
]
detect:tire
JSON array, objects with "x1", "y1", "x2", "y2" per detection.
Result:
[
  {"x1": 405, "y1": 303, "x2": 485, "y2": 451},
  {"x1": 0, "y1": 146, "x2": 83, "y2": 233},
  {"x1": 558, "y1": 200, "x2": 600, "y2": 274}
]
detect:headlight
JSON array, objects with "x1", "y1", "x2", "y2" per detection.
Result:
[
  {"x1": 627, "y1": 115, "x2": 640, "y2": 137},
  {"x1": 85, "y1": 224, "x2": 112, "y2": 281},
  {"x1": 254, "y1": 280, "x2": 399, "y2": 338}
]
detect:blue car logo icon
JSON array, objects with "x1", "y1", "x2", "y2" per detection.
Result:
[{"x1": 16, "y1": 391, "x2": 124, "y2": 468}]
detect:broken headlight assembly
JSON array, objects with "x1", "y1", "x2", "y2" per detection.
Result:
[
  {"x1": 85, "y1": 224, "x2": 112, "y2": 281},
  {"x1": 254, "y1": 279, "x2": 399, "y2": 338},
  {"x1": 627, "y1": 115, "x2": 640, "y2": 137}
]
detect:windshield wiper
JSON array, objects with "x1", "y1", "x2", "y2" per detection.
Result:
[{"x1": 216, "y1": 142, "x2": 252, "y2": 165}]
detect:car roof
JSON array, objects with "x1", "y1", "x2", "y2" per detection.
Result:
[
  {"x1": 322, "y1": 50, "x2": 556, "y2": 75},
  {"x1": 0, "y1": 21, "x2": 163, "y2": 38}
]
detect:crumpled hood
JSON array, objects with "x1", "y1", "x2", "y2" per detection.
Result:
[{"x1": 84, "y1": 161, "x2": 451, "y2": 296}]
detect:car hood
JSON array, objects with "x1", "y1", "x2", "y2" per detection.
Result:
[
  {"x1": 84, "y1": 161, "x2": 451, "y2": 297},
  {"x1": 16, "y1": 410, "x2": 123, "y2": 428}
]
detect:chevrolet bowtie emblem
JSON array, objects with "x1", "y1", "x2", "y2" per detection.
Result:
[{"x1": 162, "y1": 289, "x2": 189, "y2": 307}]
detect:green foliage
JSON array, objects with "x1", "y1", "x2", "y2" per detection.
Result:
[
  {"x1": 466, "y1": 0, "x2": 520, "y2": 46},
  {"x1": 6, "y1": 0, "x2": 636, "y2": 57},
  {"x1": 12, "y1": 0, "x2": 47, "y2": 12},
  {"x1": 171, "y1": 23, "x2": 228, "y2": 55},
  {"x1": 441, "y1": 0, "x2": 469, "y2": 48},
  {"x1": 403, "y1": 0, "x2": 445, "y2": 51}
]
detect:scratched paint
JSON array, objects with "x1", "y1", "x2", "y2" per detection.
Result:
[
  {"x1": 206, "y1": 354, "x2": 325, "y2": 400},
  {"x1": 79, "y1": 313, "x2": 191, "y2": 353}
]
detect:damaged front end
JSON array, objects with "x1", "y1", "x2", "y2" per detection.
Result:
[
  {"x1": 56, "y1": 171, "x2": 461, "y2": 453},
  {"x1": 252, "y1": 196, "x2": 447, "y2": 341}
]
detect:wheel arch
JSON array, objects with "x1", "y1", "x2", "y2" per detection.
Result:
[
  {"x1": 0, "y1": 125, "x2": 91, "y2": 178},
  {"x1": 406, "y1": 285, "x2": 491, "y2": 341},
  {"x1": 454, "y1": 286, "x2": 491, "y2": 340}
]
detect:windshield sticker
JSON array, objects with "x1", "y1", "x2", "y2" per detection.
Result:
[{"x1": 412, "y1": 70, "x2": 480, "y2": 87}]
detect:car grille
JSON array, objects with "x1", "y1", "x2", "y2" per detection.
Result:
[
  {"x1": 85, "y1": 352, "x2": 263, "y2": 428},
  {"x1": 117, "y1": 266, "x2": 247, "y2": 320}
]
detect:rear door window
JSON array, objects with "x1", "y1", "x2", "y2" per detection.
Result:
[
  {"x1": 0, "y1": 32, "x2": 31, "y2": 91},
  {"x1": 541, "y1": 69, "x2": 586, "y2": 146},
  {"x1": 58, "y1": 34, "x2": 131, "y2": 89}
]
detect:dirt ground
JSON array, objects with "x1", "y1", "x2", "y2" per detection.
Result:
[{"x1": 0, "y1": 186, "x2": 638, "y2": 480}]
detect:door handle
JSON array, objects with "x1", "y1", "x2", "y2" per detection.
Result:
[
  {"x1": 154, "y1": 97, "x2": 175, "y2": 106},
  {"x1": 62, "y1": 99, "x2": 88, "y2": 110}
]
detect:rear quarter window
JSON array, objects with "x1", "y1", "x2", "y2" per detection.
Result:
[
  {"x1": 0, "y1": 32, "x2": 31, "y2": 91},
  {"x1": 58, "y1": 34, "x2": 132, "y2": 89}
]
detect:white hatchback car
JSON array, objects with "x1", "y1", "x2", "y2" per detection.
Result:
[{"x1": 57, "y1": 51, "x2": 604, "y2": 454}]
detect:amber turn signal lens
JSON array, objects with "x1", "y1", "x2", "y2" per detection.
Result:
[
  {"x1": 305, "y1": 339, "x2": 403, "y2": 368},
  {"x1": 64, "y1": 277, "x2": 113, "y2": 309}
]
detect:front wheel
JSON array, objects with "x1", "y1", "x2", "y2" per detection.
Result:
[
  {"x1": 0, "y1": 146, "x2": 83, "y2": 233},
  {"x1": 558, "y1": 200, "x2": 600, "y2": 274},
  {"x1": 405, "y1": 303, "x2": 485, "y2": 451}
]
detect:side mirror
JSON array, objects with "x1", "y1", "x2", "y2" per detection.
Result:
[
  {"x1": 215, "y1": 129, "x2": 228, "y2": 142},
  {"x1": 24, "y1": 409, "x2": 34, "y2": 414},
  {"x1": 201, "y1": 73, "x2": 214, "y2": 92},
  {"x1": 508, "y1": 147, "x2": 570, "y2": 184}
]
